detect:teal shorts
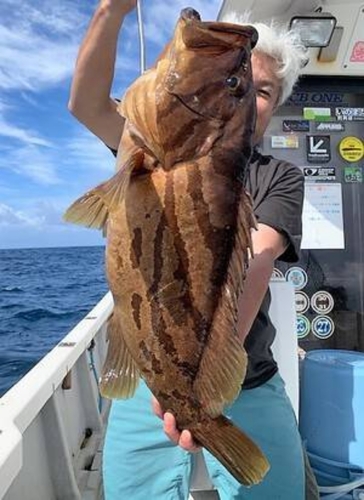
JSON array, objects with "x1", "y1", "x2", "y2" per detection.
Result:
[{"x1": 103, "y1": 372, "x2": 305, "y2": 500}]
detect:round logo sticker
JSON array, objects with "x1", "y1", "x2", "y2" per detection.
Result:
[
  {"x1": 338, "y1": 136, "x2": 364, "y2": 163},
  {"x1": 295, "y1": 291, "x2": 310, "y2": 314},
  {"x1": 311, "y1": 291, "x2": 334, "y2": 314},
  {"x1": 285, "y1": 267, "x2": 308, "y2": 290},
  {"x1": 296, "y1": 315, "x2": 310, "y2": 339},
  {"x1": 312, "y1": 315, "x2": 335, "y2": 339},
  {"x1": 272, "y1": 268, "x2": 284, "y2": 279}
]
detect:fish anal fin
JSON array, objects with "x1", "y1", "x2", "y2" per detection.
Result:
[
  {"x1": 99, "y1": 312, "x2": 140, "y2": 399},
  {"x1": 194, "y1": 190, "x2": 256, "y2": 416},
  {"x1": 63, "y1": 149, "x2": 144, "y2": 230}
]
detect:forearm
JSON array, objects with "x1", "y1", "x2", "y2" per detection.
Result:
[
  {"x1": 237, "y1": 249, "x2": 274, "y2": 343},
  {"x1": 68, "y1": 1, "x2": 133, "y2": 145},
  {"x1": 69, "y1": 2, "x2": 125, "y2": 113}
]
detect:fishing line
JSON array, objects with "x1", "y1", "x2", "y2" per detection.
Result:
[{"x1": 136, "y1": 0, "x2": 146, "y2": 74}]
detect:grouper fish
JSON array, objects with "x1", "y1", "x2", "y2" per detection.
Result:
[{"x1": 64, "y1": 7, "x2": 270, "y2": 486}]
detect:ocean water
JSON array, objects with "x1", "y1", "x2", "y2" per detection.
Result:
[{"x1": 0, "y1": 246, "x2": 108, "y2": 397}]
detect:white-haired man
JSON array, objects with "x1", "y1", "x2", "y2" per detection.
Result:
[{"x1": 68, "y1": 1, "x2": 319, "y2": 499}]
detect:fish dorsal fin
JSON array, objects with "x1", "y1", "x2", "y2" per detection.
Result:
[
  {"x1": 99, "y1": 312, "x2": 140, "y2": 399},
  {"x1": 63, "y1": 149, "x2": 144, "y2": 230},
  {"x1": 193, "y1": 191, "x2": 256, "y2": 417}
]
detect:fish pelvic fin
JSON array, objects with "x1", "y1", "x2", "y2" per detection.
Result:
[
  {"x1": 99, "y1": 312, "x2": 140, "y2": 399},
  {"x1": 191, "y1": 415, "x2": 269, "y2": 486},
  {"x1": 193, "y1": 191, "x2": 256, "y2": 416},
  {"x1": 63, "y1": 149, "x2": 144, "y2": 230}
]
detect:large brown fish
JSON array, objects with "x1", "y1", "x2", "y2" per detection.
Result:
[{"x1": 64, "y1": 8, "x2": 269, "y2": 486}]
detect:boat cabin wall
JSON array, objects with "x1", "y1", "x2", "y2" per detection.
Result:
[{"x1": 218, "y1": 0, "x2": 364, "y2": 77}]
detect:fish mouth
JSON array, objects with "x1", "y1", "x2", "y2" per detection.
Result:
[
  {"x1": 180, "y1": 8, "x2": 258, "y2": 49},
  {"x1": 206, "y1": 24, "x2": 258, "y2": 47},
  {"x1": 181, "y1": 7, "x2": 201, "y2": 22}
]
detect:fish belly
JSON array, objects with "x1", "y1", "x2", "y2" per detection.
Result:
[{"x1": 106, "y1": 161, "x2": 242, "y2": 397}]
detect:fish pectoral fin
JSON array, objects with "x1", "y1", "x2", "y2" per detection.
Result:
[
  {"x1": 193, "y1": 325, "x2": 247, "y2": 417},
  {"x1": 99, "y1": 312, "x2": 140, "y2": 399},
  {"x1": 63, "y1": 149, "x2": 144, "y2": 230}
]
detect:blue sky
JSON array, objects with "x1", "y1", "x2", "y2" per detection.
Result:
[{"x1": 0, "y1": 0, "x2": 221, "y2": 249}]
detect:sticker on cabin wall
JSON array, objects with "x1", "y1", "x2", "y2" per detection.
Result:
[
  {"x1": 303, "y1": 167, "x2": 336, "y2": 181},
  {"x1": 272, "y1": 268, "x2": 284, "y2": 279},
  {"x1": 289, "y1": 92, "x2": 345, "y2": 106},
  {"x1": 338, "y1": 136, "x2": 364, "y2": 163},
  {"x1": 271, "y1": 135, "x2": 299, "y2": 149},
  {"x1": 303, "y1": 108, "x2": 331, "y2": 121},
  {"x1": 282, "y1": 120, "x2": 310, "y2": 132},
  {"x1": 315, "y1": 122, "x2": 345, "y2": 132},
  {"x1": 306, "y1": 136, "x2": 331, "y2": 163},
  {"x1": 296, "y1": 314, "x2": 311, "y2": 339},
  {"x1": 312, "y1": 315, "x2": 335, "y2": 339},
  {"x1": 295, "y1": 292, "x2": 310, "y2": 314},
  {"x1": 335, "y1": 107, "x2": 364, "y2": 121},
  {"x1": 350, "y1": 41, "x2": 364, "y2": 62},
  {"x1": 344, "y1": 166, "x2": 363, "y2": 183},
  {"x1": 285, "y1": 267, "x2": 308, "y2": 290},
  {"x1": 311, "y1": 291, "x2": 334, "y2": 314}
]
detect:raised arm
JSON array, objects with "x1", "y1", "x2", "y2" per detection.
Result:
[{"x1": 68, "y1": 0, "x2": 137, "y2": 150}]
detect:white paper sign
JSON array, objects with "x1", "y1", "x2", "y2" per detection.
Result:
[{"x1": 301, "y1": 183, "x2": 344, "y2": 249}]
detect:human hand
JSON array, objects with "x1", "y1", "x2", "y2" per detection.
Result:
[{"x1": 151, "y1": 396, "x2": 202, "y2": 453}]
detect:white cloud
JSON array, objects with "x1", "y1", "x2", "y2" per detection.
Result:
[
  {"x1": 0, "y1": 97, "x2": 52, "y2": 146},
  {"x1": 65, "y1": 131, "x2": 116, "y2": 174},
  {"x1": 0, "y1": 0, "x2": 138, "y2": 93},
  {"x1": 0, "y1": 118, "x2": 52, "y2": 147},
  {"x1": 0, "y1": 143, "x2": 60, "y2": 185},
  {"x1": 0, "y1": 200, "x2": 71, "y2": 229},
  {"x1": 0, "y1": 199, "x2": 106, "y2": 249},
  {"x1": 0, "y1": 0, "x2": 88, "y2": 91},
  {"x1": 0, "y1": 203, "x2": 40, "y2": 227},
  {"x1": 0, "y1": 24, "x2": 79, "y2": 91}
]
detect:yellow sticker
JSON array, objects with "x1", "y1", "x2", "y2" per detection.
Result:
[{"x1": 338, "y1": 136, "x2": 364, "y2": 163}]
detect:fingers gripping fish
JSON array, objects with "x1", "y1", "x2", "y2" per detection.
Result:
[{"x1": 64, "y1": 7, "x2": 270, "y2": 487}]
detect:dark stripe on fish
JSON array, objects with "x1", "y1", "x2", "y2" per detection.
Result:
[
  {"x1": 138, "y1": 339, "x2": 163, "y2": 375},
  {"x1": 150, "y1": 299, "x2": 179, "y2": 358},
  {"x1": 187, "y1": 163, "x2": 238, "y2": 290},
  {"x1": 131, "y1": 227, "x2": 143, "y2": 268},
  {"x1": 148, "y1": 209, "x2": 180, "y2": 359},
  {"x1": 131, "y1": 292, "x2": 143, "y2": 330},
  {"x1": 164, "y1": 171, "x2": 208, "y2": 345}
]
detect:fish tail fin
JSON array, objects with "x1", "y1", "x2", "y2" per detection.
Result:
[
  {"x1": 63, "y1": 149, "x2": 144, "y2": 230},
  {"x1": 191, "y1": 415, "x2": 269, "y2": 486}
]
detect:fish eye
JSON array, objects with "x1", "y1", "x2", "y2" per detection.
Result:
[{"x1": 226, "y1": 75, "x2": 241, "y2": 91}]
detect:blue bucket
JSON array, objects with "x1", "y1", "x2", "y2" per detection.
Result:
[
  {"x1": 307, "y1": 451, "x2": 364, "y2": 499},
  {"x1": 307, "y1": 451, "x2": 364, "y2": 481},
  {"x1": 300, "y1": 350, "x2": 364, "y2": 469}
]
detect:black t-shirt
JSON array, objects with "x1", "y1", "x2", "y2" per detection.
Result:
[
  {"x1": 242, "y1": 149, "x2": 304, "y2": 389},
  {"x1": 108, "y1": 146, "x2": 304, "y2": 389}
]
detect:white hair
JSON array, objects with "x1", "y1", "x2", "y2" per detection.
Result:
[{"x1": 222, "y1": 12, "x2": 308, "y2": 105}]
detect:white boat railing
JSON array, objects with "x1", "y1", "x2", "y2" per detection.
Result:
[
  {"x1": 0, "y1": 281, "x2": 298, "y2": 500},
  {"x1": 0, "y1": 292, "x2": 114, "y2": 500}
]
